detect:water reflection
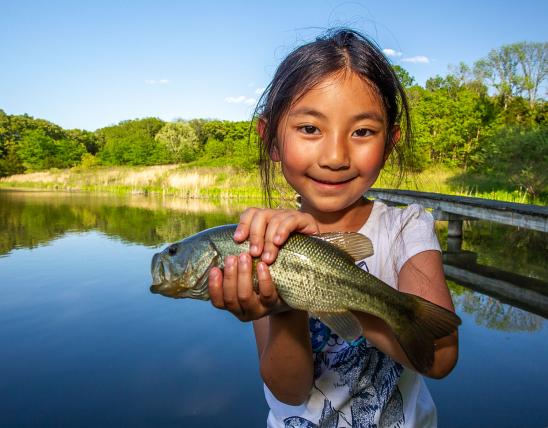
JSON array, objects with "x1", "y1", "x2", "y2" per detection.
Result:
[
  {"x1": 0, "y1": 190, "x2": 250, "y2": 253},
  {"x1": 450, "y1": 282, "x2": 543, "y2": 332}
]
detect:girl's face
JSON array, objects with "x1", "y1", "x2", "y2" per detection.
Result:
[{"x1": 274, "y1": 71, "x2": 394, "y2": 217}]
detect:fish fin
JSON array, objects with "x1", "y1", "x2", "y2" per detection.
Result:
[
  {"x1": 391, "y1": 294, "x2": 461, "y2": 374},
  {"x1": 313, "y1": 232, "x2": 374, "y2": 261},
  {"x1": 312, "y1": 310, "x2": 363, "y2": 343}
]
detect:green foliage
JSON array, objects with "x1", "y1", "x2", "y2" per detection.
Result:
[
  {"x1": 155, "y1": 121, "x2": 199, "y2": 162},
  {"x1": 66, "y1": 129, "x2": 100, "y2": 154},
  {"x1": 79, "y1": 153, "x2": 99, "y2": 169},
  {"x1": 196, "y1": 120, "x2": 258, "y2": 170},
  {"x1": 16, "y1": 129, "x2": 85, "y2": 171},
  {"x1": 409, "y1": 76, "x2": 494, "y2": 169},
  {"x1": 474, "y1": 41, "x2": 547, "y2": 107},
  {"x1": 393, "y1": 65, "x2": 416, "y2": 88},
  {"x1": 96, "y1": 117, "x2": 167, "y2": 165},
  {"x1": 469, "y1": 126, "x2": 548, "y2": 198},
  {"x1": 203, "y1": 138, "x2": 227, "y2": 159}
]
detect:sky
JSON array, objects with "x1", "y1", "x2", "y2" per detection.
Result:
[{"x1": 2, "y1": 0, "x2": 547, "y2": 131}]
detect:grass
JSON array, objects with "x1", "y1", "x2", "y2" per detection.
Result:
[{"x1": 0, "y1": 164, "x2": 545, "y2": 206}]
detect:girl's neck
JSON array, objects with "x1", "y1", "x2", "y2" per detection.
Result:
[{"x1": 300, "y1": 197, "x2": 374, "y2": 233}]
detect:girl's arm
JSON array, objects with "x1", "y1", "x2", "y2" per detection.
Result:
[
  {"x1": 253, "y1": 312, "x2": 314, "y2": 405},
  {"x1": 208, "y1": 208, "x2": 319, "y2": 405},
  {"x1": 209, "y1": 254, "x2": 314, "y2": 405},
  {"x1": 354, "y1": 249, "x2": 458, "y2": 378}
]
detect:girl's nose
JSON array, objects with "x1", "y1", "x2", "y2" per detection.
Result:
[{"x1": 318, "y1": 133, "x2": 350, "y2": 170}]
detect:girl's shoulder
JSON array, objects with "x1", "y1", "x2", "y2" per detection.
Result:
[
  {"x1": 367, "y1": 200, "x2": 436, "y2": 232},
  {"x1": 361, "y1": 201, "x2": 441, "y2": 274}
]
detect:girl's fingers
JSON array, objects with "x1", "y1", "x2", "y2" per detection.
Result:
[
  {"x1": 210, "y1": 255, "x2": 284, "y2": 320},
  {"x1": 208, "y1": 267, "x2": 225, "y2": 309},
  {"x1": 236, "y1": 253, "x2": 255, "y2": 313},
  {"x1": 234, "y1": 208, "x2": 258, "y2": 242},
  {"x1": 262, "y1": 212, "x2": 320, "y2": 264},
  {"x1": 247, "y1": 211, "x2": 271, "y2": 257},
  {"x1": 221, "y1": 255, "x2": 242, "y2": 315},
  {"x1": 257, "y1": 262, "x2": 278, "y2": 308}
]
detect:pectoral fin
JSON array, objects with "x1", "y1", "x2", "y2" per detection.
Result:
[
  {"x1": 311, "y1": 310, "x2": 363, "y2": 343},
  {"x1": 313, "y1": 232, "x2": 374, "y2": 261}
]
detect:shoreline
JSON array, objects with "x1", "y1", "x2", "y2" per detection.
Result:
[{"x1": 0, "y1": 164, "x2": 545, "y2": 206}]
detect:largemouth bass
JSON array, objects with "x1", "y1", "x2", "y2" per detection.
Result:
[{"x1": 150, "y1": 224, "x2": 460, "y2": 374}]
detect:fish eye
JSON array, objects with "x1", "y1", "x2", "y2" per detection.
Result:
[{"x1": 168, "y1": 244, "x2": 178, "y2": 256}]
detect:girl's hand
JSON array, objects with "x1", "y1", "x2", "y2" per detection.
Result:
[
  {"x1": 208, "y1": 254, "x2": 288, "y2": 321},
  {"x1": 207, "y1": 208, "x2": 318, "y2": 321},
  {"x1": 233, "y1": 208, "x2": 319, "y2": 264}
]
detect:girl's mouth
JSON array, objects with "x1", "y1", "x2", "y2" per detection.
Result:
[{"x1": 307, "y1": 175, "x2": 356, "y2": 186}]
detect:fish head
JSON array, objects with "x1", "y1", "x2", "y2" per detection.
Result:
[{"x1": 150, "y1": 236, "x2": 218, "y2": 300}]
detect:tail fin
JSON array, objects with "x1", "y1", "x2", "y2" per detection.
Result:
[{"x1": 391, "y1": 294, "x2": 461, "y2": 374}]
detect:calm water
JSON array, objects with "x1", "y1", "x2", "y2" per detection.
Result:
[{"x1": 0, "y1": 190, "x2": 546, "y2": 427}]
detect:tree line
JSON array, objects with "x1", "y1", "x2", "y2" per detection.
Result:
[{"x1": 1, "y1": 41, "x2": 546, "y2": 198}]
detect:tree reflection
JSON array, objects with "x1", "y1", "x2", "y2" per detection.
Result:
[
  {"x1": 449, "y1": 282, "x2": 543, "y2": 332},
  {"x1": 0, "y1": 190, "x2": 247, "y2": 255}
]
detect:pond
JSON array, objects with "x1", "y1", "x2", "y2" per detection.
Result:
[{"x1": 0, "y1": 190, "x2": 546, "y2": 427}]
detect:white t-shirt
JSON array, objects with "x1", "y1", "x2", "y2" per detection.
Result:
[{"x1": 265, "y1": 201, "x2": 442, "y2": 428}]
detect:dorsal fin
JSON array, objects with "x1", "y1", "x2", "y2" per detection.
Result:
[{"x1": 313, "y1": 232, "x2": 374, "y2": 261}]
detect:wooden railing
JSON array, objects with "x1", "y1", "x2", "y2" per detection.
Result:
[
  {"x1": 366, "y1": 188, "x2": 548, "y2": 316},
  {"x1": 366, "y1": 188, "x2": 547, "y2": 232}
]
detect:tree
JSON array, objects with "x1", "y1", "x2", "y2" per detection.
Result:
[
  {"x1": 16, "y1": 129, "x2": 85, "y2": 171},
  {"x1": 96, "y1": 117, "x2": 166, "y2": 165},
  {"x1": 412, "y1": 74, "x2": 494, "y2": 169},
  {"x1": 155, "y1": 122, "x2": 199, "y2": 163},
  {"x1": 392, "y1": 65, "x2": 416, "y2": 88},
  {"x1": 514, "y1": 42, "x2": 548, "y2": 106},
  {"x1": 474, "y1": 42, "x2": 547, "y2": 108}
]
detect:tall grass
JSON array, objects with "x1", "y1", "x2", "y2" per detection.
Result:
[{"x1": 1, "y1": 164, "x2": 545, "y2": 205}]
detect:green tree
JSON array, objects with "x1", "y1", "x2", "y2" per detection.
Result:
[
  {"x1": 393, "y1": 65, "x2": 416, "y2": 88},
  {"x1": 16, "y1": 129, "x2": 85, "y2": 171},
  {"x1": 155, "y1": 121, "x2": 199, "y2": 162},
  {"x1": 96, "y1": 117, "x2": 166, "y2": 165},
  {"x1": 474, "y1": 42, "x2": 547, "y2": 108},
  {"x1": 411, "y1": 74, "x2": 494, "y2": 169}
]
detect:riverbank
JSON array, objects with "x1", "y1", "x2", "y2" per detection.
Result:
[{"x1": 0, "y1": 164, "x2": 544, "y2": 205}]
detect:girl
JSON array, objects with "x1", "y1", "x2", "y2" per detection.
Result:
[{"x1": 208, "y1": 28, "x2": 458, "y2": 427}]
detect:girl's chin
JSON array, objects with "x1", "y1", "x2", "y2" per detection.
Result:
[{"x1": 299, "y1": 194, "x2": 368, "y2": 213}]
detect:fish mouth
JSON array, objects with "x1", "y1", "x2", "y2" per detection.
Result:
[
  {"x1": 151, "y1": 253, "x2": 166, "y2": 287},
  {"x1": 150, "y1": 252, "x2": 192, "y2": 298},
  {"x1": 150, "y1": 253, "x2": 176, "y2": 296}
]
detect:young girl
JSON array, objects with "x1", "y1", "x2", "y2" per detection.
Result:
[{"x1": 208, "y1": 28, "x2": 458, "y2": 427}]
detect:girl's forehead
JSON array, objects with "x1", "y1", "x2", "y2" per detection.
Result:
[{"x1": 287, "y1": 71, "x2": 385, "y2": 116}]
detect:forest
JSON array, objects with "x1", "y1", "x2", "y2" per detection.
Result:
[{"x1": 1, "y1": 41, "x2": 546, "y2": 200}]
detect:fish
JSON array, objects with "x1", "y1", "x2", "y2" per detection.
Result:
[{"x1": 150, "y1": 224, "x2": 461, "y2": 374}]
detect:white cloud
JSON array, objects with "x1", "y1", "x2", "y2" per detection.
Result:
[
  {"x1": 145, "y1": 79, "x2": 169, "y2": 85},
  {"x1": 401, "y1": 56, "x2": 430, "y2": 64},
  {"x1": 225, "y1": 95, "x2": 256, "y2": 105},
  {"x1": 383, "y1": 48, "x2": 402, "y2": 58},
  {"x1": 254, "y1": 87, "x2": 266, "y2": 95}
]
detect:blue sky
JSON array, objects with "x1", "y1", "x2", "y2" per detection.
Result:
[{"x1": 2, "y1": 0, "x2": 547, "y2": 131}]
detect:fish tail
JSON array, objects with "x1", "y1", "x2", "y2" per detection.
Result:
[{"x1": 391, "y1": 294, "x2": 461, "y2": 374}]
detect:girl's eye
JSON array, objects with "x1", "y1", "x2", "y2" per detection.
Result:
[
  {"x1": 353, "y1": 128, "x2": 373, "y2": 137},
  {"x1": 299, "y1": 125, "x2": 319, "y2": 135}
]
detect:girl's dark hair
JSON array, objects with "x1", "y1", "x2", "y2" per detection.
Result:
[{"x1": 254, "y1": 28, "x2": 412, "y2": 205}]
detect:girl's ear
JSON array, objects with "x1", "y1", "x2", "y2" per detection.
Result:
[
  {"x1": 256, "y1": 118, "x2": 267, "y2": 140},
  {"x1": 270, "y1": 142, "x2": 281, "y2": 162},
  {"x1": 384, "y1": 125, "x2": 400, "y2": 162},
  {"x1": 256, "y1": 118, "x2": 281, "y2": 161}
]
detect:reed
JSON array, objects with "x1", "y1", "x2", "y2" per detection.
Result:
[{"x1": 0, "y1": 164, "x2": 545, "y2": 205}]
